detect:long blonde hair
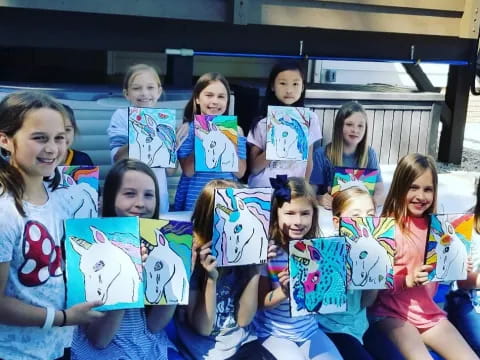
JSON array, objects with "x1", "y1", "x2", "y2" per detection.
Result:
[
  {"x1": 269, "y1": 177, "x2": 319, "y2": 248},
  {"x1": 326, "y1": 101, "x2": 369, "y2": 167},
  {"x1": 191, "y1": 179, "x2": 240, "y2": 246},
  {"x1": 382, "y1": 153, "x2": 438, "y2": 232}
]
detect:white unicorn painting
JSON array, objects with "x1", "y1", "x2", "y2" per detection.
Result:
[
  {"x1": 128, "y1": 107, "x2": 177, "y2": 168},
  {"x1": 144, "y1": 230, "x2": 189, "y2": 305},
  {"x1": 340, "y1": 217, "x2": 395, "y2": 290},
  {"x1": 65, "y1": 218, "x2": 144, "y2": 310},
  {"x1": 266, "y1": 106, "x2": 309, "y2": 161},
  {"x1": 427, "y1": 214, "x2": 473, "y2": 282},
  {"x1": 213, "y1": 187, "x2": 272, "y2": 266},
  {"x1": 194, "y1": 115, "x2": 238, "y2": 172}
]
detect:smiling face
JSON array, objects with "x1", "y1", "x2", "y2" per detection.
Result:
[
  {"x1": 277, "y1": 197, "x2": 314, "y2": 240},
  {"x1": 272, "y1": 70, "x2": 303, "y2": 105},
  {"x1": 124, "y1": 70, "x2": 162, "y2": 108},
  {"x1": 342, "y1": 112, "x2": 367, "y2": 150},
  {"x1": 0, "y1": 108, "x2": 67, "y2": 180},
  {"x1": 195, "y1": 80, "x2": 228, "y2": 115},
  {"x1": 405, "y1": 169, "x2": 434, "y2": 218},
  {"x1": 114, "y1": 170, "x2": 156, "y2": 218}
]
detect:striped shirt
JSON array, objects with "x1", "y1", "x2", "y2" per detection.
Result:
[
  {"x1": 72, "y1": 308, "x2": 173, "y2": 360},
  {"x1": 254, "y1": 249, "x2": 320, "y2": 342},
  {"x1": 173, "y1": 122, "x2": 247, "y2": 211}
]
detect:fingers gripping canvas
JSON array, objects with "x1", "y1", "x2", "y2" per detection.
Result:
[
  {"x1": 57, "y1": 165, "x2": 100, "y2": 218},
  {"x1": 194, "y1": 115, "x2": 239, "y2": 172},
  {"x1": 140, "y1": 218, "x2": 193, "y2": 305},
  {"x1": 266, "y1": 106, "x2": 310, "y2": 161},
  {"x1": 426, "y1": 213, "x2": 473, "y2": 282},
  {"x1": 65, "y1": 217, "x2": 144, "y2": 311},
  {"x1": 340, "y1": 217, "x2": 395, "y2": 290},
  {"x1": 213, "y1": 187, "x2": 272, "y2": 266},
  {"x1": 331, "y1": 167, "x2": 378, "y2": 196},
  {"x1": 289, "y1": 237, "x2": 347, "y2": 316},
  {"x1": 128, "y1": 107, "x2": 177, "y2": 168}
]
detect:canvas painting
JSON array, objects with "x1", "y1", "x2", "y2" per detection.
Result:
[
  {"x1": 425, "y1": 213, "x2": 474, "y2": 282},
  {"x1": 340, "y1": 217, "x2": 395, "y2": 290},
  {"x1": 65, "y1": 217, "x2": 144, "y2": 311},
  {"x1": 194, "y1": 115, "x2": 238, "y2": 172},
  {"x1": 140, "y1": 218, "x2": 193, "y2": 305},
  {"x1": 265, "y1": 106, "x2": 310, "y2": 161},
  {"x1": 57, "y1": 165, "x2": 99, "y2": 218},
  {"x1": 128, "y1": 107, "x2": 177, "y2": 168},
  {"x1": 289, "y1": 237, "x2": 347, "y2": 316},
  {"x1": 331, "y1": 167, "x2": 379, "y2": 196},
  {"x1": 213, "y1": 187, "x2": 272, "y2": 266}
]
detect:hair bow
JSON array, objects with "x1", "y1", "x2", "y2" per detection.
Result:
[{"x1": 270, "y1": 174, "x2": 291, "y2": 202}]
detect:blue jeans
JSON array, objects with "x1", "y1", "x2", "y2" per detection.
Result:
[
  {"x1": 363, "y1": 324, "x2": 405, "y2": 360},
  {"x1": 445, "y1": 290, "x2": 480, "y2": 356},
  {"x1": 326, "y1": 333, "x2": 373, "y2": 360}
]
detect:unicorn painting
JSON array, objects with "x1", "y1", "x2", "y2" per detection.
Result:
[
  {"x1": 128, "y1": 107, "x2": 177, "y2": 168},
  {"x1": 140, "y1": 218, "x2": 192, "y2": 305},
  {"x1": 65, "y1": 217, "x2": 144, "y2": 310},
  {"x1": 194, "y1": 115, "x2": 238, "y2": 172},
  {"x1": 340, "y1": 217, "x2": 395, "y2": 290},
  {"x1": 289, "y1": 237, "x2": 347, "y2": 316},
  {"x1": 266, "y1": 106, "x2": 309, "y2": 161},
  {"x1": 213, "y1": 187, "x2": 272, "y2": 266},
  {"x1": 331, "y1": 167, "x2": 379, "y2": 196},
  {"x1": 426, "y1": 213, "x2": 473, "y2": 282}
]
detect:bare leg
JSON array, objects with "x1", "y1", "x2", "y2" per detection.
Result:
[
  {"x1": 377, "y1": 317, "x2": 432, "y2": 360},
  {"x1": 422, "y1": 319, "x2": 479, "y2": 360}
]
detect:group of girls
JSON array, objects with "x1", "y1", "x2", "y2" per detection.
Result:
[{"x1": 0, "y1": 59, "x2": 479, "y2": 360}]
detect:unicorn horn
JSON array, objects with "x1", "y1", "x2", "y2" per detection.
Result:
[
  {"x1": 70, "y1": 236, "x2": 92, "y2": 250},
  {"x1": 216, "y1": 204, "x2": 233, "y2": 215}
]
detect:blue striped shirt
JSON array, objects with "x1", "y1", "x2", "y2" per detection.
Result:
[
  {"x1": 254, "y1": 249, "x2": 320, "y2": 342},
  {"x1": 174, "y1": 122, "x2": 247, "y2": 211}
]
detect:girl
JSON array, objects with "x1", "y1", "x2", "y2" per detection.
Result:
[
  {"x1": 247, "y1": 61, "x2": 322, "y2": 187},
  {"x1": 175, "y1": 179, "x2": 273, "y2": 360},
  {"x1": 255, "y1": 176, "x2": 342, "y2": 360},
  {"x1": 445, "y1": 177, "x2": 480, "y2": 356},
  {"x1": 173, "y1": 73, "x2": 247, "y2": 211},
  {"x1": 107, "y1": 63, "x2": 173, "y2": 213},
  {"x1": 319, "y1": 187, "x2": 403, "y2": 360},
  {"x1": 310, "y1": 101, "x2": 384, "y2": 210},
  {"x1": 61, "y1": 104, "x2": 94, "y2": 166},
  {"x1": 0, "y1": 91, "x2": 103, "y2": 360},
  {"x1": 72, "y1": 158, "x2": 182, "y2": 360},
  {"x1": 368, "y1": 153, "x2": 477, "y2": 360}
]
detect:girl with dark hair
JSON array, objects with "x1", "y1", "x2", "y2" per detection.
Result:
[
  {"x1": 61, "y1": 104, "x2": 94, "y2": 166},
  {"x1": 173, "y1": 72, "x2": 247, "y2": 211},
  {"x1": 247, "y1": 62, "x2": 322, "y2": 188},
  {"x1": 310, "y1": 101, "x2": 383, "y2": 210},
  {"x1": 72, "y1": 158, "x2": 183, "y2": 360},
  {"x1": 0, "y1": 91, "x2": 103, "y2": 360}
]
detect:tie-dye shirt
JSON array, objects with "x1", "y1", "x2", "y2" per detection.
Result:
[{"x1": 254, "y1": 248, "x2": 320, "y2": 342}]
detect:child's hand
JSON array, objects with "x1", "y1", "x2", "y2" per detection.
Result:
[
  {"x1": 267, "y1": 240, "x2": 279, "y2": 260},
  {"x1": 176, "y1": 123, "x2": 190, "y2": 150},
  {"x1": 278, "y1": 267, "x2": 290, "y2": 297},
  {"x1": 318, "y1": 193, "x2": 333, "y2": 210},
  {"x1": 66, "y1": 300, "x2": 105, "y2": 325},
  {"x1": 199, "y1": 241, "x2": 218, "y2": 281},
  {"x1": 406, "y1": 265, "x2": 433, "y2": 288},
  {"x1": 467, "y1": 256, "x2": 474, "y2": 273}
]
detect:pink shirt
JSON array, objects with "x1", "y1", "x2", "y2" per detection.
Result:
[{"x1": 369, "y1": 216, "x2": 446, "y2": 329}]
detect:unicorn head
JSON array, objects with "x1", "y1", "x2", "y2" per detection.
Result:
[{"x1": 435, "y1": 221, "x2": 467, "y2": 280}]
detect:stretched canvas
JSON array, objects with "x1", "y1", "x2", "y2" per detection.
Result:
[
  {"x1": 340, "y1": 217, "x2": 395, "y2": 290},
  {"x1": 266, "y1": 106, "x2": 310, "y2": 161},
  {"x1": 128, "y1": 107, "x2": 177, "y2": 168},
  {"x1": 213, "y1": 187, "x2": 272, "y2": 266},
  {"x1": 65, "y1": 217, "x2": 144, "y2": 311},
  {"x1": 289, "y1": 237, "x2": 347, "y2": 316},
  {"x1": 194, "y1": 115, "x2": 238, "y2": 172},
  {"x1": 57, "y1": 165, "x2": 99, "y2": 218},
  {"x1": 425, "y1": 213, "x2": 474, "y2": 282},
  {"x1": 140, "y1": 218, "x2": 193, "y2": 305},
  {"x1": 331, "y1": 167, "x2": 379, "y2": 196}
]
